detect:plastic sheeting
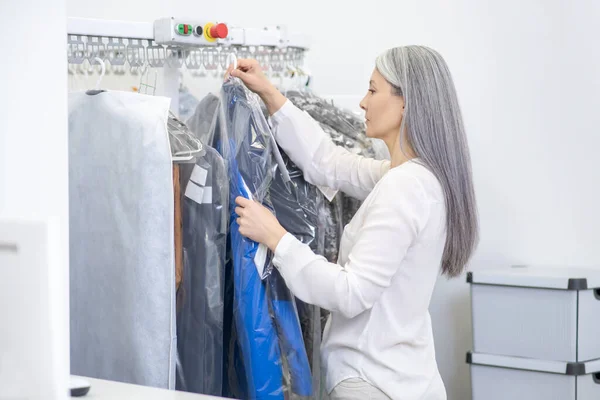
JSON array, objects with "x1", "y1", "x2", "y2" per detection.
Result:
[
  {"x1": 270, "y1": 151, "x2": 324, "y2": 398},
  {"x1": 68, "y1": 91, "x2": 176, "y2": 389},
  {"x1": 216, "y1": 78, "x2": 313, "y2": 399},
  {"x1": 183, "y1": 87, "x2": 339, "y2": 399},
  {"x1": 176, "y1": 145, "x2": 228, "y2": 396},
  {"x1": 167, "y1": 111, "x2": 204, "y2": 160},
  {"x1": 179, "y1": 85, "x2": 200, "y2": 121},
  {"x1": 186, "y1": 93, "x2": 220, "y2": 146}
]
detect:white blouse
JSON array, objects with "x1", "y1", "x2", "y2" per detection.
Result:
[{"x1": 269, "y1": 100, "x2": 448, "y2": 400}]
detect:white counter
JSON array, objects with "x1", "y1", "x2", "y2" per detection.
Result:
[{"x1": 78, "y1": 377, "x2": 225, "y2": 400}]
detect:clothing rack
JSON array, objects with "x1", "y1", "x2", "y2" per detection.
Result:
[
  {"x1": 67, "y1": 17, "x2": 310, "y2": 114},
  {"x1": 67, "y1": 18, "x2": 312, "y2": 291},
  {"x1": 67, "y1": 17, "x2": 322, "y2": 397},
  {"x1": 67, "y1": 17, "x2": 311, "y2": 48}
]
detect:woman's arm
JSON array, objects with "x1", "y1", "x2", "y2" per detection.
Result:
[
  {"x1": 271, "y1": 169, "x2": 429, "y2": 318},
  {"x1": 270, "y1": 100, "x2": 390, "y2": 201},
  {"x1": 226, "y1": 59, "x2": 390, "y2": 200}
]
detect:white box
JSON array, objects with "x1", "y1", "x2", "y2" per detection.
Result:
[
  {"x1": 467, "y1": 352, "x2": 600, "y2": 400},
  {"x1": 468, "y1": 266, "x2": 600, "y2": 362},
  {"x1": 0, "y1": 219, "x2": 68, "y2": 399},
  {"x1": 153, "y1": 17, "x2": 227, "y2": 47}
]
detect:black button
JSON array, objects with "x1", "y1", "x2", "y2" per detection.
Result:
[{"x1": 195, "y1": 26, "x2": 203, "y2": 36}]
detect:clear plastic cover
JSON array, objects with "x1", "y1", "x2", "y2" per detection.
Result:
[
  {"x1": 185, "y1": 92, "x2": 220, "y2": 146},
  {"x1": 317, "y1": 193, "x2": 338, "y2": 265},
  {"x1": 215, "y1": 78, "x2": 313, "y2": 399},
  {"x1": 167, "y1": 111, "x2": 204, "y2": 160},
  {"x1": 179, "y1": 85, "x2": 200, "y2": 121},
  {"x1": 270, "y1": 150, "x2": 323, "y2": 398},
  {"x1": 319, "y1": 122, "x2": 364, "y2": 155},
  {"x1": 176, "y1": 145, "x2": 228, "y2": 396},
  {"x1": 342, "y1": 194, "x2": 363, "y2": 228}
]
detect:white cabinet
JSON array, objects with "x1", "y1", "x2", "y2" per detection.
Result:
[
  {"x1": 469, "y1": 266, "x2": 600, "y2": 362},
  {"x1": 468, "y1": 352, "x2": 600, "y2": 400}
]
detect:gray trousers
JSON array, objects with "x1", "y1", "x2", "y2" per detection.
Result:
[{"x1": 330, "y1": 378, "x2": 391, "y2": 400}]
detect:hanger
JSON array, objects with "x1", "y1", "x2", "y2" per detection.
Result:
[
  {"x1": 296, "y1": 65, "x2": 312, "y2": 90},
  {"x1": 86, "y1": 57, "x2": 107, "y2": 95},
  {"x1": 229, "y1": 52, "x2": 238, "y2": 70},
  {"x1": 224, "y1": 51, "x2": 237, "y2": 81},
  {"x1": 168, "y1": 111, "x2": 204, "y2": 163}
]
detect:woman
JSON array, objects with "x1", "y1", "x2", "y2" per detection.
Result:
[{"x1": 226, "y1": 46, "x2": 478, "y2": 400}]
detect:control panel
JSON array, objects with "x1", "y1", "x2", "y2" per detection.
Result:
[{"x1": 154, "y1": 17, "x2": 229, "y2": 46}]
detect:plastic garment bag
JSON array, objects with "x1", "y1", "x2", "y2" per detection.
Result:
[
  {"x1": 167, "y1": 111, "x2": 204, "y2": 160},
  {"x1": 269, "y1": 150, "x2": 324, "y2": 398},
  {"x1": 185, "y1": 93, "x2": 220, "y2": 146},
  {"x1": 343, "y1": 195, "x2": 363, "y2": 228},
  {"x1": 176, "y1": 145, "x2": 228, "y2": 396},
  {"x1": 184, "y1": 93, "x2": 241, "y2": 399},
  {"x1": 319, "y1": 122, "x2": 363, "y2": 156},
  {"x1": 216, "y1": 78, "x2": 313, "y2": 399},
  {"x1": 179, "y1": 85, "x2": 200, "y2": 121},
  {"x1": 270, "y1": 152, "x2": 320, "y2": 251},
  {"x1": 68, "y1": 91, "x2": 176, "y2": 389}
]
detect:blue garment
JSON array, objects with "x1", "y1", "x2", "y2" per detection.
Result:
[
  {"x1": 268, "y1": 269, "x2": 314, "y2": 396},
  {"x1": 217, "y1": 80, "x2": 313, "y2": 399}
]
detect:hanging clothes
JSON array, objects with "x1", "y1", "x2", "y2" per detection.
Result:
[
  {"x1": 174, "y1": 165, "x2": 183, "y2": 291},
  {"x1": 183, "y1": 93, "x2": 242, "y2": 399},
  {"x1": 185, "y1": 92, "x2": 220, "y2": 146},
  {"x1": 176, "y1": 145, "x2": 228, "y2": 396},
  {"x1": 216, "y1": 78, "x2": 313, "y2": 399},
  {"x1": 179, "y1": 85, "x2": 200, "y2": 122},
  {"x1": 167, "y1": 111, "x2": 204, "y2": 161},
  {"x1": 68, "y1": 91, "x2": 176, "y2": 389},
  {"x1": 269, "y1": 150, "x2": 324, "y2": 398}
]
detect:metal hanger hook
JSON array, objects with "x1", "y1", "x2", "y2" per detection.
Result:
[
  {"x1": 94, "y1": 57, "x2": 106, "y2": 90},
  {"x1": 228, "y1": 51, "x2": 238, "y2": 70}
]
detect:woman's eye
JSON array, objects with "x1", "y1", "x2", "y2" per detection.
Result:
[{"x1": 368, "y1": 89, "x2": 375, "y2": 94}]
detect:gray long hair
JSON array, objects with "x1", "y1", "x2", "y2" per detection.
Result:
[{"x1": 376, "y1": 46, "x2": 479, "y2": 278}]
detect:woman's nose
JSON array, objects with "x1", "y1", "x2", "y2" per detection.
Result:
[{"x1": 359, "y1": 98, "x2": 367, "y2": 111}]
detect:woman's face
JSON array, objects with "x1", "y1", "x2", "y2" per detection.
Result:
[{"x1": 359, "y1": 68, "x2": 405, "y2": 140}]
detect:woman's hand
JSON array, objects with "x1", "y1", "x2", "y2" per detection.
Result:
[
  {"x1": 224, "y1": 58, "x2": 272, "y2": 96},
  {"x1": 224, "y1": 58, "x2": 287, "y2": 115},
  {"x1": 235, "y1": 196, "x2": 288, "y2": 252}
]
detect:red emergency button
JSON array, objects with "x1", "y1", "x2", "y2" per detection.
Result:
[{"x1": 210, "y1": 23, "x2": 228, "y2": 39}]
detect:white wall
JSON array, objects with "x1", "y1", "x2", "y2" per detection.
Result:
[
  {"x1": 0, "y1": 0, "x2": 70, "y2": 398},
  {"x1": 66, "y1": 1, "x2": 600, "y2": 399}
]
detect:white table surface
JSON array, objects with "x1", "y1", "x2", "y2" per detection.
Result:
[{"x1": 77, "y1": 377, "x2": 225, "y2": 400}]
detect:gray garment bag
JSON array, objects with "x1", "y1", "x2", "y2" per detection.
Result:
[{"x1": 69, "y1": 91, "x2": 176, "y2": 389}]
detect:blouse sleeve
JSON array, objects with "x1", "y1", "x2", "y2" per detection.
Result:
[
  {"x1": 269, "y1": 100, "x2": 390, "y2": 201},
  {"x1": 272, "y1": 169, "x2": 430, "y2": 318}
]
